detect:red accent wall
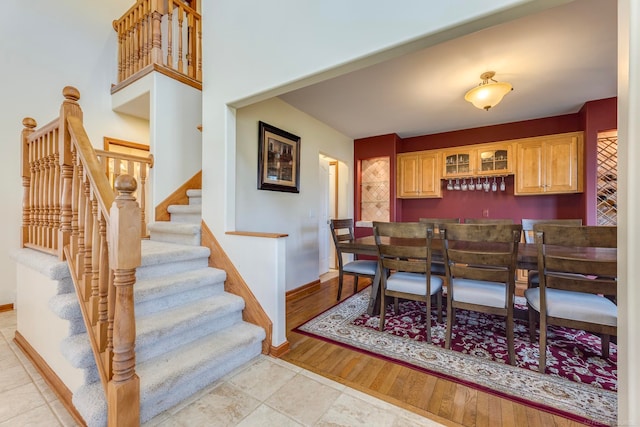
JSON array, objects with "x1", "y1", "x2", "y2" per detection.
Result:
[
  {"x1": 579, "y1": 98, "x2": 617, "y2": 224},
  {"x1": 353, "y1": 98, "x2": 616, "y2": 226},
  {"x1": 399, "y1": 113, "x2": 581, "y2": 152}
]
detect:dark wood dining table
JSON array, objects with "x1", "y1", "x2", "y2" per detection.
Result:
[{"x1": 337, "y1": 235, "x2": 617, "y2": 315}]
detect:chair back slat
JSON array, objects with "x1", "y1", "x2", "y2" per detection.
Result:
[
  {"x1": 463, "y1": 218, "x2": 514, "y2": 224},
  {"x1": 441, "y1": 223, "x2": 522, "y2": 288},
  {"x1": 373, "y1": 221, "x2": 431, "y2": 274},
  {"x1": 521, "y1": 218, "x2": 582, "y2": 243},
  {"x1": 534, "y1": 224, "x2": 617, "y2": 296}
]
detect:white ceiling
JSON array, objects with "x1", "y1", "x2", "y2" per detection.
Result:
[{"x1": 279, "y1": 0, "x2": 617, "y2": 140}]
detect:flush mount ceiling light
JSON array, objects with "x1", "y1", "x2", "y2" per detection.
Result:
[{"x1": 464, "y1": 71, "x2": 513, "y2": 111}]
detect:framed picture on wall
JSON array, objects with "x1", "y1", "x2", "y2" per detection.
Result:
[{"x1": 258, "y1": 121, "x2": 301, "y2": 193}]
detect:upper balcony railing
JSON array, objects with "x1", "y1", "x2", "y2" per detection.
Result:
[{"x1": 112, "y1": 0, "x2": 201, "y2": 91}]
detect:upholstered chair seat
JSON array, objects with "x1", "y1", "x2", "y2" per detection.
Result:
[{"x1": 525, "y1": 288, "x2": 617, "y2": 326}]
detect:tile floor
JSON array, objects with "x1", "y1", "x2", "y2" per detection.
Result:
[{"x1": 0, "y1": 310, "x2": 445, "y2": 426}]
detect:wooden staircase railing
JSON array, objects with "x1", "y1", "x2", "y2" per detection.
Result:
[
  {"x1": 112, "y1": 0, "x2": 202, "y2": 90},
  {"x1": 21, "y1": 87, "x2": 141, "y2": 427},
  {"x1": 96, "y1": 149, "x2": 153, "y2": 237}
]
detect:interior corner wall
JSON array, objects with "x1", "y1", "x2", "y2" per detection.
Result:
[
  {"x1": 235, "y1": 97, "x2": 353, "y2": 291},
  {"x1": 149, "y1": 73, "x2": 202, "y2": 205},
  {"x1": 0, "y1": 0, "x2": 139, "y2": 305}
]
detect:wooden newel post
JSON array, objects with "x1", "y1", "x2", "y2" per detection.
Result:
[
  {"x1": 59, "y1": 86, "x2": 82, "y2": 260},
  {"x1": 107, "y1": 174, "x2": 140, "y2": 427},
  {"x1": 21, "y1": 117, "x2": 37, "y2": 248}
]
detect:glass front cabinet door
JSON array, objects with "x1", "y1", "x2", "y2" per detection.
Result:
[
  {"x1": 443, "y1": 149, "x2": 474, "y2": 178},
  {"x1": 476, "y1": 143, "x2": 513, "y2": 176}
]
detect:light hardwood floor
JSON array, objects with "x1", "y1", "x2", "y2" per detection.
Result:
[{"x1": 280, "y1": 274, "x2": 586, "y2": 427}]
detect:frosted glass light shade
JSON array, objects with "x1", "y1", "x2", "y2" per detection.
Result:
[{"x1": 464, "y1": 72, "x2": 513, "y2": 111}]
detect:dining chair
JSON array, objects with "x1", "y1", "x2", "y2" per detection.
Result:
[
  {"x1": 525, "y1": 224, "x2": 617, "y2": 373},
  {"x1": 419, "y1": 218, "x2": 461, "y2": 275},
  {"x1": 520, "y1": 218, "x2": 583, "y2": 288},
  {"x1": 440, "y1": 223, "x2": 522, "y2": 365},
  {"x1": 330, "y1": 219, "x2": 378, "y2": 301},
  {"x1": 463, "y1": 218, "x2": 514, "y2": 224},
  {"x1": 373, "y1": 221, "x2": 444, "y2": 343}
]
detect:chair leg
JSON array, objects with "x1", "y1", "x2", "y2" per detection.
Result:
[
  {"x1": 506, "y1": 311, "x2": 515, "y2": 366},
  {"x1": 393, "y1": 297, "x2": 399, "y2": 314},
  {"x1": 353, "y1": 275, "x2": 359, "y2": 294},
  {"x1": 528, "y1": 304, "x2": 537, "y2": 342},
  {"x1": 445, "y1": 305, "x2": 454, "y2": 349},
  {"x1": 379, "y1": 284, "x2": 386, "y2": 332},
  {"x1": 539, "y1": 316, "x2": 547, "y2": 373},
  {"x1": 337, "y1": 272, "x2": 344, "y2": 301},
  {"x1": 602, "y1": 334, "x2": 611, "y2": 359},
  {"x1": 425, "y1": 298, "x2": 432, "y2": 344}
]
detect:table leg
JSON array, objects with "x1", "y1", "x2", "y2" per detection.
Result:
[{"x1": 367, "y1": 263, "x2": 381, "y2": 316}]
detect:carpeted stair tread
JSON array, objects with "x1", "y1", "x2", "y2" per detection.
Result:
[
  {"x1": 138, "y1": 321, "x2": 265, "y2": 422},
  {"x1": 49, "y1": 292, "x2": 81, "y2": 320},
  {"x1": 140, "y1": 239, "x2": 209, "y2": 266},
  {"x1": 73, "y1": 321, "x2": 265, "y2": 426},
  {"x1": 137, "y1": 240, "x2": 209, "y2": 279},
  {"x1": 147, "y1": 221, "x2": 202, "y2": 246},
  {"x1": 61, "y1": 333, "x2": 96, "y2": 369},
  {"x1": 147, "y1": 221, "x2": 201, "y2": 234},
  {"x1": 186, "y1": 189, "x2": 201, "y2": 204},
  {"x1": 166, "y1": 204, "x2": 201, "y2": 214},
  {"x1": 135, "y1": 292, "x2": 245, "y2": 362},
  {"x1": 135, "y1": 267, "x2": 226, "y2": 305}
]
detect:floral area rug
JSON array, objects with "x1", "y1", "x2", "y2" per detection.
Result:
[{"x1": 294, "y1": 287, "x2": 617, "y2": 426}]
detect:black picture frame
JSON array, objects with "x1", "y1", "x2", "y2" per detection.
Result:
[{"x1": 257, "y1": 121, "x2": 301, "y2": 193}]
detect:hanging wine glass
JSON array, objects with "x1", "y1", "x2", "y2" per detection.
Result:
[
  {"x1": 500, "y1": 176, "x2": 506, "y2": 191},
  {"x1": 483, "y1": 177, "x2": 490, "y2": 192},
  {"x1": 477, "y1": 177, "x2": 482, "y2": 191},
  {"x1": 461, "y1": 178, "x2": 468, "y2": 191},
  {"x1": 447, "y1": 179, "x2": 453, "y2": 191},
  {"x1": 468, "y1": 178, "x2": 475, "y2": 191},
  {"x1": 491, "y1": 177, "x2": 498, "y2": 192},
  {"x1": 454, "y1": 178, "x2": 461, "y2": 190}
]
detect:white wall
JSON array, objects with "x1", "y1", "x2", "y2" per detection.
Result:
[
  {"x1": 201, "y1": 0, "x2": 569, "y2": 343},
  {"x1": 151, "y1": 73, "x2": 202, "y2": 205},
  {"x1": 0, "y1": 0, "x2": 147, "y2": 305},
  {"x1": 617, "y1": 1, "x2": 639, "y2": 424},
  {"x1": 235, "y1": 98, "x2": 353, "y2": 290}
]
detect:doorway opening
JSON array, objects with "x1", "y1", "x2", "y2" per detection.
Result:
[{"x1": 319, "y1": 154, "x2": 347, "y2": 278}]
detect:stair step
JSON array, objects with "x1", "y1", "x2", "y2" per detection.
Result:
[
  {"x1": 167, "y1": 204, "x2": 201, "y2": 223},
  {"x1": 147, "y1": 221, "x2": 201, "y2": 246},
  {"x1": 72, "y1": 321, "x2": 265, "y2": 426},
  {"x1": 136, "y1": 292, "x2": 245, "y2": 363},
  {"x1": 137, "y1": 240, "x2": 210, "y2": 280},
  {"x1": 61, "y1": 288, "x2": 241, "y2": 369},
  {"x1": 135, "y1": 267, "x2": 226, "y2": 316},
  {"x1": 186, "y1": 189, "x2": 202, "y2": 205}
]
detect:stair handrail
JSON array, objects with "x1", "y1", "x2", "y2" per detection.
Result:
[
  {"x1": 112, "y1": 0, "x2": 202, "y2": 87},
  {"x1": 21, "y1": 87, "x2": 141, "y2": 427},
  {"x1": 95, "y1": 149, "x2": 154, "y2": 237}
]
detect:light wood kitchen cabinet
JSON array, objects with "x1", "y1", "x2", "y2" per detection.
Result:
[
  {"x1": 442, "y1": 148, "x2": 474, "y2": 178},
  {"x1": 476, "y1": 143, "x2": 513, "y2": 175},
  {"x1": 397, "y1": 151, "x2": 442, "y2": 198},
  {"x1": 515, "y1": 131, "x2": 583, "y2": 195},
  {"x1": 442, "y1": 142, "x2": 513, "y2": 178}
]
